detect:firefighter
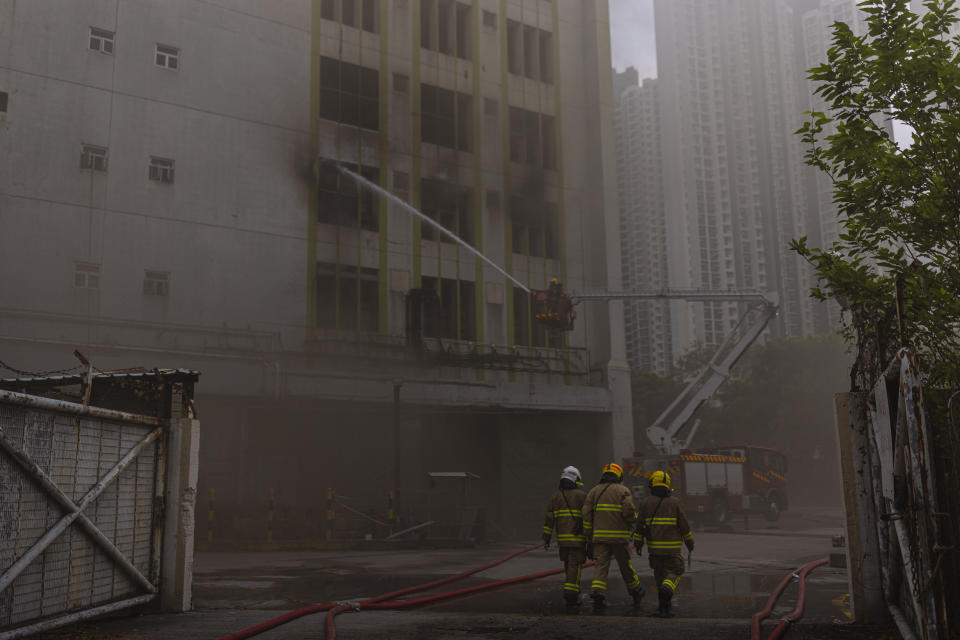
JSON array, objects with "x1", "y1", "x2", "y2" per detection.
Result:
[
  {"x1": 542, "y1": 465, "x2": 587, "y2": 606},
  {"x1": 582, "y1": 462, "x2": 644, "y2": 610},
  {"x1": 634, "y1": 470, "x2": 694, "y2": 618}
]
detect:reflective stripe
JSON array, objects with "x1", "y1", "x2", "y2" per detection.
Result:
[
  {"x1": 591, "y1": 530, "x2": 630, "y2": 537},
  {"x1": 682, "y1": 532, "x2": 694, "y2": 541},
  {"x1": 563, "y1": 583, "x2": 580, "y2": 592},
  {"x1": 661, "y1": 577, "x2": 680, "y2": 592},
  {"x1": 647, "y1": 541, "x2": 683, "y2": 549},
  {"x1": 645, "y1": 517, "x2": 677, "y2": 525},
  {"x1": 556, "y1": 534, "x2": 586, "y2": 541},
  {"x1": 594, "y1": 504, "x2": 624, "y2": 512},
  {"x1": 543, "y1": 526, "x2": 553, "y2": 534},
  {"x1": 591, "y1": 580, "x2": 607, "y2": 591},
  {"x1": 553, "y1": 509, "x2": 582, "y2": 517}
]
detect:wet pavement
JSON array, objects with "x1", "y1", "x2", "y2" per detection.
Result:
[{"x1": 29, "y1": 506, "x2": 893, "y2": 639}]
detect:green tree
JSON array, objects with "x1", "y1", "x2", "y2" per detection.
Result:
[{"x1": 793, "y1": 0, "x2": 960, "y2": 389}]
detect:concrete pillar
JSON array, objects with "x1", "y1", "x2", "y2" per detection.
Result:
[
  {"x1": 161, "y1": 417, "x2": 200, "y2": 612},
  {"x1": 606, "y1": 359, "x2": 634, "y2": 460},
  {"x1": 834, "y1": 392, "x2": 885, "y2": 623}
]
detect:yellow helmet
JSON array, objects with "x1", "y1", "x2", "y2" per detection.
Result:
[
  {"x1": 601, "y1": 462, "x2": 624, "y2": 481},
  {"x1": 648, "y1": 470, "x2": 671, "y2": 490}
]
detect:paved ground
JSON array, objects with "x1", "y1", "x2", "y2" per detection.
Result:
[{"x1": 28, "y1": 506, "x2": 897, "y2": 639}]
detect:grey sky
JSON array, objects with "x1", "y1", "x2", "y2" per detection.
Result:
[{"x1": 610, "y1": 0, "x2": 657, "y2": 78}]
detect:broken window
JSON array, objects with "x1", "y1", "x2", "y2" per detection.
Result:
[
  {"x1": 511, "y1": 195, "x2": 558, "y2": 259},
  {"x1": 456, "y1": 92, "x2": 473, "y2": 153},
  {"x1": 341, "y1": 0, "x2": 357, "y2": 27},
  {"x1": 421, "y1": 276, "x2": 476, "y2": 341},
  {"x1": 539, "y1": 30, "x2": 554, "y2": 84},
  {"x1": 541, "y1": 114, "x2": 556, "y2": 170},
  {"x1": 506, "y1": 20, "x2": 521, "y2": 75},
  {"x1": 456, "y1": 2, "x2": 472, "y2": 60},
  {"x1": 316, "y1": 263, "x2": 380, "y2": 332},
  {"x1": 438, "y1": 0, "x2": 454, "y2": 55},
  {"x1": 362, "y1": 0, "x2": 378, "y2": 32},
  {"x1": 420, "y1": 179, "x2": 473, "y2": 245},
  {"x1": 513, "y1": 286, "x2": 530, "y2": 346},
  {"x1": 317, "y1": 159, "x2": 380, "y2": 231},
  {"x1": 420, "y1": 0, "x2": 436, "y2": 49},
  {"x1": 523, "y1": 25, "x2": 537, "y2": 80},
  {"x1": 319, "y1": 56, "x2": 379, "y2": 130},
  {"x1": 421, "y1": 0, "x2": 471, "y2": 61}
]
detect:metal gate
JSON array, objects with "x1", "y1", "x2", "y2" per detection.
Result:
[{"x1": 0, "y1": 390, "x2": 165, "y2": 639}]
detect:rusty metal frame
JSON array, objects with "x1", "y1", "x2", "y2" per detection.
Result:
[
  {"x1": 0, "y1": 394, "x2": 164, "y2": 638},
  {"x1": 864, "y1": 348, "x2": 947, "y2": 640}
]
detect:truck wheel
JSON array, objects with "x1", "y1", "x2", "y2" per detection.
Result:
[
  {"x1": 764, "y1": 492, "x2": 782, "y2": 522},
  {"x1": 711, "y1": 497, "x2": 729, "y2": 526}
]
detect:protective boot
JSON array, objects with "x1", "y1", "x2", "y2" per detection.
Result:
[
  {"x1": 564, "y1": 591, "x2": 581, "y2": 607},
  {"x1": 657, "y1": 585, "x2": 674, "y2": 618},
  {"x1": 590, "y1": 593, "x2": 606, "y2": 611},
  {"x1": 630, "y1": 586, "x2": 645, "y2": 608}
]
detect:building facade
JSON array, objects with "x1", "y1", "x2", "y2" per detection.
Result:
[
  {"x1": 0, "y1": 0, "x2": 630, "y2": 541},
  {"x1": 612, "y1": 69, "x2": 672, "y2": 376},
  {"x1": 654, "y1": 0, "x2": 818, "y2": 358}
]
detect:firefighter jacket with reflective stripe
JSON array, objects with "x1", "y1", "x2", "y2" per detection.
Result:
[
  {"x1": 543, "y1": 488, "x2": 587, "y2": 547},
  {"x1": 582, "y1": 482, "x2": 637, "y2": 544},
  {"x1": 635, "y1": 494, "x2": 694, "y2": 555}
]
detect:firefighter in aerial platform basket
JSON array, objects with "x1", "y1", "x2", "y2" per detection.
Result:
[
  {"x1": 582, "y1": 462, "x2": 645, "y2": 611},
  {"x1": 542, "y1": 466, "x2": 587, "y2": 607},
  {"x1": 634, "y1": 470, "x2": 694, "y2": 618}
]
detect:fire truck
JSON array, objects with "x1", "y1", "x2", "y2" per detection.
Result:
[{"x1": 622, "y1": 446, "x2": 789, "y2": 524}]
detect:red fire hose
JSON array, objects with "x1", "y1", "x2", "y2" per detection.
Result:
[
  {"x1": 216, "y1": 543, "x2": 583, "y2": 640},
  {"x1": 750, "y1": 557, "x2": 829, "y2": 640}
]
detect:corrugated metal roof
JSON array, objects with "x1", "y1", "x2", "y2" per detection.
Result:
[{"x1": 0, "y1": 368, "x2": 200, "y2": 385}]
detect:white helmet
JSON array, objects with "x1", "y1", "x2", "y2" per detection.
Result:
[{"x1": 560, "y1": 466, "x2": 581, "y2": 484}]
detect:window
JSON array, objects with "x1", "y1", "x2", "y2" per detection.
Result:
[
  {"x1": 483, "y1": 96, "x2": 497, "y2": 117},
  {"x1": 0, "y1": 91, "x2": 7, "y2": 113},
  {"x1": 420, "y1": 0, "x2": 436, "y2": 50},
  {"x1": 316, "y1": 263, "x2": 380, "y2": 332},
  {"x1": 74, "y1": 263, "x2": 100, "y2": 289},
  {"x1": 319, "y1": 56, "x2": 379, "y2": 130},
  {"x1": 506, "y1": 20, "x2": 521, "y2": 74},
  {"x1": 148, "y1": 157, "x2": 175, "y2": 183},
  {"x1": 486, "y1": 189, "x2": 500, "y2": 211},
  {"x1": 362, "y1": 0, "x2": 378, "y2": 32},
  {"x1": 89, "y1": 27, "x2": 114, "y2": 54},
  {"x1": 539, "y1": 31, "x2": 554, "y2": 83},
  {"x1": 505, "y1": 21, "x2": 553, "y2": 84},
  {"x1": 421, "y1": 83, "x2": 472, "y2": 152},
  {"x1": 508, "y1": 107, "x2": 555, "y2": 168},
  {"x1": 456, "y1": 93, "x2": 473, "y2": 152},
  {"x1": 420, "y1": 0, "x2": 471, "y2": 61},
  {"x1": 143, "y1": 270, "x2": 170, "y2": 297},
  {"x1": 523, "y1": 25, "x2": 537, "y2": 80},
  {"x1": 393, "y1": 72, "x2": 409, "y2": 93},
  {"x1": 511, "y1": 196, "x2": 559, "y2": 259},
  {"x1": 513, "y1": 286, "x2": 530, "y2": 346},
  {"x1": 393, "y1": 170, "x2": 410, "y2": 199},
  {"x1": 80, "y1": 144, "x2": 108, "y2": 172},
  {"x1": 155, "y1": 44, "x2": 179, "y2": 70},
  {"x1": 482, "y1": 9, "x2": 497, "y2": 28},
  {"x1": 421, "y1": 276, "x2": 476, "y2": 341},
  {"x1": 420, "y1": 178, "x2": 473, "y2": 245},
  {"x1": 317, "y1": 159, "x2": 380, "y2": 230},
  {"x1": 455, "y1": 2, "x2": 472, "y2": 60},
  {"x1": 420, "y1": 83, "x2": 454, "y2": 148}
]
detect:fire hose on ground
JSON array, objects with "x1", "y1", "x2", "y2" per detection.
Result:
[
  {"x1": 216, "y1": 543, "x2": 595, "y2": 640},
  {"x1": 750, "y1": 557, "x2": 830, "y2": 640}
]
